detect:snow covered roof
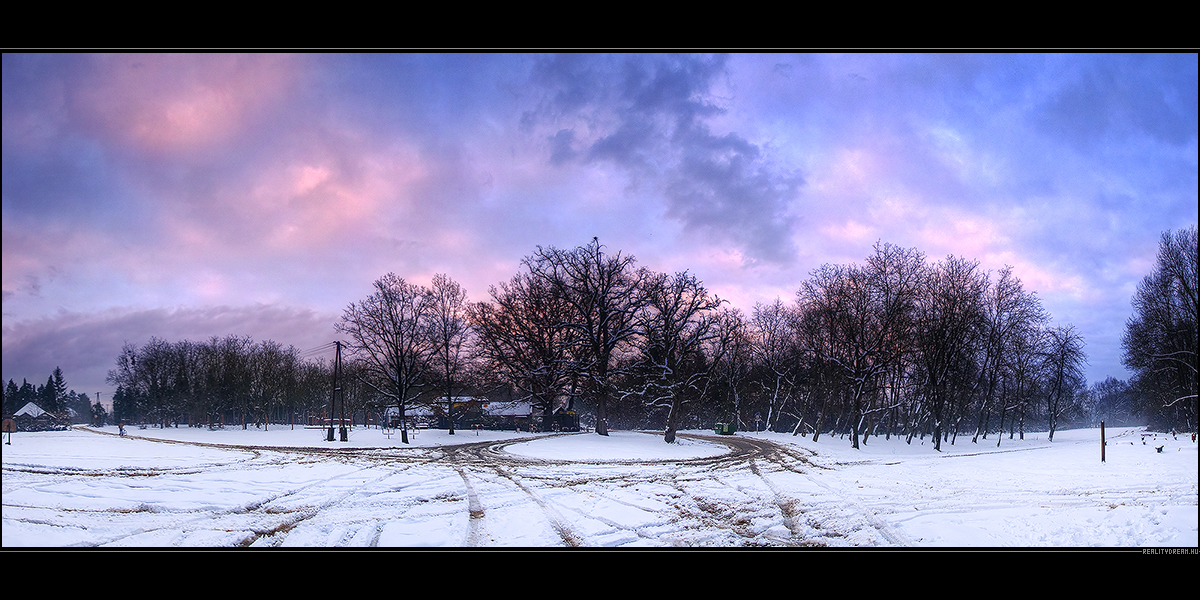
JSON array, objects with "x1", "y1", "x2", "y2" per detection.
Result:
[
  {"x1": 483, "y1": 400, "x2": 532, "y2": 416},
  {"x1": 382, "y1": 398, "x2": 536, "y2": 417},
  {"x1": 15, "y1": 402, "x2": 46, "y2": 417},
  {"x1": 385, "y1": 405, "x2": 433, "y2": 417}
]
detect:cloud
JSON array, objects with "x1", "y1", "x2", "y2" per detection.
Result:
[
  {"x1": 523, "y1": 54, "x2": 803, "y2": 265},
  {"x1": 1035, "y1": 53, "x2": 1198, "y2": 150},
  {"x1": 63, "y1": 54, "x2": 302, "y2": 155},
  {"x1": 2, "y1": 53, "x2": 1195, "y2": 393},
  {"x1": 3, "y1": 54, "x2": 307, "y2": 232}
]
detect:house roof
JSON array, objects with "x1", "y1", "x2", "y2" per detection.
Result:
[
  {"x1": 483, "y1": 400, "x2": 532, "y2": 416},
  {"x1": 15, "y1": 402, "x2": 46, "y2": 417}
]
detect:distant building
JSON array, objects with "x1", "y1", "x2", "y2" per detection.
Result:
[
  {"x1": 14, "y1": 402, "x2": 47, "y2": 418},
  {"x1": 12, "y1": 402, "x2": 70, "y2": 431},
  {"x1": 384, "y1": 397, "x2": 578, "y2": 431},
  {"x1": 481, "y1": 399, "x2": 534, "y2": 430},
  {"x1": 384, "y1": 402, "x2": 442, "y2": 429},
  {"x1": 480, "y1": 399, "x2": 579, "y2": 431}
]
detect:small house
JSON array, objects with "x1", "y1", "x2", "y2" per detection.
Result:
[{"x1": 13, "y1": 402, "x2": 70, "y2": 431}]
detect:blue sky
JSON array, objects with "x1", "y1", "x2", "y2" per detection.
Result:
[{"x1": 3, "y1": 53, "x2": 1197, "y2": 399}]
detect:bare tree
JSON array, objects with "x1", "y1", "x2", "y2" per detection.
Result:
[
  {"x1": 427, "y1": 273, "x2": 472, "y2": 434},
  {"x1": 913, "y1": 255, "x2": 986, "y2": 451},
  {"x1": 1084, "y1": 377, "x2": 1137, "y2": 427},
  {"x1": 636, "y1": 270, "x2": 724, "y2": 443},
  {"x1": 106, "y1": 337, "x2": 178, "y2": 428},
  {"x1": 1123, "y1": 226, "x2": 1198, "y2": 431},
  {"x1": 469, "y1": 270, "x2": 579, "y2": 423},
  {"x1": 709, "y1": 307, "x2": 753, "y2": 432},
  {"x1": 996, "y1": 320, "x2": 1046, "y2": 446},
  {"x1": 524, "y1": 238, "x2": 649, "y2": 436},
  {"x1": 246, "y1": 340, "x2": 301, "y2": 430},
  {"x1": 749, "y1": 299, "x2": 800, "y2": 433},
  {"x1": 1042, "y1": 324, "x2": 1087, "y2": 441},
  {"x1": 792, "y1": 264, "x2": 849, "y2": 443},
  {"x1": 796, "y1": 243, "x2": 924, "y2": 448},
  {"x1": 212, "y1": 335, "x2": 254, "y2": 427},
  {"x1": 972, "y1": 267, "x2": 1047, "y2": 443},
  {"x1": 336, "y1": 273, "x2": 432, "y2": 444}
]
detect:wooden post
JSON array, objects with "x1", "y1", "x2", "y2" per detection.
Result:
[{"x1": 1100, "y1": 421, "x2": 1105, "y2": 463}]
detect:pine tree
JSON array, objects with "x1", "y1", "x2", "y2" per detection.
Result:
[
  {"x1": 4, "y1": 379, "x2": 19, "y2": 415},
  {"x1": 39, "y1": 379, "x2": 57, "y2": 412},
  {"x1": 51, "y1": 367, "x2": 68, "y2": 411}
]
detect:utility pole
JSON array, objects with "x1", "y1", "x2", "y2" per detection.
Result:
[
  {"x1": 337, "y1": 341, "x2": 347, "y2": 442},
  {"x1": 327, "y1": 341, "x2": 343, "y2": 442}
]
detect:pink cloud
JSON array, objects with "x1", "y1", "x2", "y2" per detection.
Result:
[
  {"x1": 820, "y1": 219, "x2": 877, "y2": 244},
  {"x1": 72, "y1": 54, "x2": 302, "y2": 154}
]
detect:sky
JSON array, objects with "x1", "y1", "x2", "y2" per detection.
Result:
[{"x1": 3, "y1": 52, "x2": 1197, "y2": 402}]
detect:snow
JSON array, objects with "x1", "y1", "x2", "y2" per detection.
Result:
[
  {"x1": 503, "y1": 430, "x2": 726, "y2": 461},
  {"x1": 2, "y1": 424, "x2": 1195, "y2": 548}
]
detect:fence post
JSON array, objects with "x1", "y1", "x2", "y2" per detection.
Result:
[{"x1": 1100, "y1": 421, "x2": 1105, "y2": 463}]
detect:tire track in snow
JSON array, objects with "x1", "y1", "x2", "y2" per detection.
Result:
[
  {"x1": 82, "y1": 456, "x2": 392, "y2": 547},
  {"x1": 670, "y1": 434, "x2": 816, "y2": 543},
  {"x1": 453, "y1": 466, "x2": 488, "y2": 547},
  {"x1": 49, "y1": 428, "x2": 929, "y2": 547},
  {"x1": 678, "y1": 433, "x2": 908, "y2": 546},
  {"x1": 744, "y1": 458, "x2": 806, "y2": 541},
  {"x1": 754, "y1": 440, "x2": 915, "y2": 547},
  {"x1": 487, "y1": 465, "x2": 583, "y2": 547},
  {"x1": 480, "y1": 432, "x2": 810, "y2": 546},
  {"x1": 501, "y1": 462, "x2": 693, "y2": 546},
  {"x1": 272, "y1": 458, "x2": 470, "y2": 547}
]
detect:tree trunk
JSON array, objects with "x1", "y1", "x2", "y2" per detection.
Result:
[
  {"x1": 973, "y1": 405, "x2": 989, "y2": 443},
  {"x1": 595, "y1": 392, "x2": 609, "y2": 436},
  {"x1": 932, "y1": 401, "x2": 944, "y2": 452},
  {"x1": 664, "y1": 396, "x2": 680, "y2": 444},
  {"x1": 812, "y1": 397, "x2": 828, "y2": 442},
  {"x1": 400, "y1": 400, "x2": 409, "y2": 444},
  {"x1": 850, "y1": 392, "x2": 862, "y2": 449}
]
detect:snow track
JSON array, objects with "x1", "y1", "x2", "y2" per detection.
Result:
[
  {"x1": 4, "y1": 426, "x2": 1194, "y2": 547},
  {"x1": 0, "y1": 431, "x2": 925, "y2": 546}
]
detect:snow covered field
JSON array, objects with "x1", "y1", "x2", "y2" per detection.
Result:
[{"x1": 2, "y1": 423, "x2": 1195, "y2": 548}]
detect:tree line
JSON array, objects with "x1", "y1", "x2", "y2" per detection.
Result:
[
  {"x1": 334, "y1": 238, "x2": 1102, "y2": 448},
  {"x1": 93, "y1": 227, "x2": 1196, "y2": 445},
  {"x1": 4, "y1": 367, "x2": 105, "y2": 425},
  {"x1": 103, "y1": 335, "x2": 334, "y2": 429}
]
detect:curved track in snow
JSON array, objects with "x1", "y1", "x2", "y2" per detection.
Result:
[{"x1": 1, "y1": 429, "x2": 950, "y2": 547}]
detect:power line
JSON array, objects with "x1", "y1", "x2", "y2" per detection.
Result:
[{"x1": 297, "y1": 341, "x2": 340, "y2": 360}]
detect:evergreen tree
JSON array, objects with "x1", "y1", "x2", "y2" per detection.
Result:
[
  {"x1": 92, "y1": 401, "x2": 109, "y2": 427},
  {"x1": 39, "y1": 379, "x2": 56, "y2": 412},
  {"x1": 4, "y1": 379, "x2": 19, "y2": 415},
  {"x1": 51, "y1": 367, "x2": 68, "y2": 411},
  {"x1": 112, "y1": 385, "x2": 136, "y2": 425},
  {"x1": 68, "y1": 392, "x2": 92, "y2": 424},
  {"x1": 17, "y1": 380, "x2": 35, "y2": 412}
]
